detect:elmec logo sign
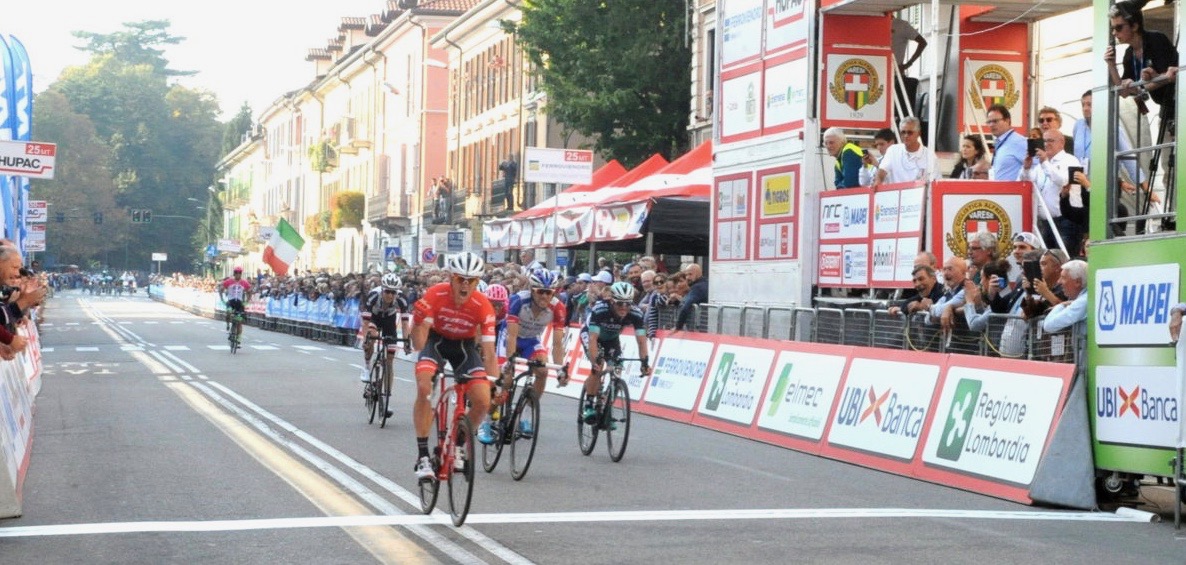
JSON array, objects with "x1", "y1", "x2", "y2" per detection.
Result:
[{"x1": 1095, "y1": 264, "x2": 1179, "y2": 345}]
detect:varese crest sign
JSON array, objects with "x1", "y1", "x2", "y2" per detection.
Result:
[{"x1": 829, "y1": 58, "x2": 884, "y2": 112}]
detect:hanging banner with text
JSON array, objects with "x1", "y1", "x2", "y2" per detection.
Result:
[{"x1": 523, "y1": 147, "x2": 594, "y2": 185}]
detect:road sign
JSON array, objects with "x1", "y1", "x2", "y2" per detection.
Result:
[
  {"x1": 205, "y1": 244, "x2": 217, "y2": 258},
  {"x1": 0, "y1": 140, "x2": 56, "y2": 179},
  {"x1": 422, "y1": 247, "x2": 435, "y2": 263},
  {"x1": 26, "y1": 201, "x2": 46, "y2": 223},
  {"x1": 446, "y1": 231, "x2": 465, "y2": 253},
  {"x1": 385, "y1": 246, "x2": 400, "y2": 261},
  {"x1": 151, "y1": 253, "x2": 168, "y2": 261}
]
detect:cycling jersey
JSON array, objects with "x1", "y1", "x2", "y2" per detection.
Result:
[
  {"x1": 363, "y1": 288, "x2": 408, "y2": 337},
  {"x1": 582, "y1": 300, "x2": 646, "y2": 343},
  {"x1": 221, "y1": 278, "x2": 251, "y2": 301},
  {"x1": 507, "y1": 290, "x2": 566, "y2": 338},
  {"x1": 412, "y1": 282, "x2": 497, "y2": 342}
]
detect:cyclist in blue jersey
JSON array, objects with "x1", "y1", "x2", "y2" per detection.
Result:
[
  {"x1": 479, "y1": 270, "x2": 568, "y2": 444},
  {"x1": 579, "y1": 281, "x2": 649, "y2": 423}
]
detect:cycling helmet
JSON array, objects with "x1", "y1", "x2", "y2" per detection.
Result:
[
  {"x1": 448, "y1": 251, "x2": 485, "y2": 277},
  {"x1": 476, "y1": 279, "x2": 489, "y2": 293},
  {"x1": 609, "y1": 281, "x2": 635, "y2": 302},
  {"x1": 485, "y1": 283, "x2": 509, "y2": 303},
  {"x1": 528, "y1": 268, "x2": 558, "y2": 289},
  {"x1": 380, "y1": 273, "x2": 401, "y2": 291}
]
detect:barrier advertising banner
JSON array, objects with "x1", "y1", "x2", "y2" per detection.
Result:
[
  {"x1": 755, "y1": 350, "x2": 848, "y2": 441},
  {"x1": 826, "y1": 356, "x2": 941, "y2": 460},
  {"x1": 696, "y1": 343, "x2": 776, "y2": 425}
]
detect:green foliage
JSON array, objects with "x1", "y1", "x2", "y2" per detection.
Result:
[
  {"x1": 332, "y1": 191, "x2": 365, "y2": 229},
  {"x1": 513, "y1": 0, "x2": 692, "y2": 166},
  {"x1": 41, "y1": 19, "x2": 223, "y2": 273},
  {"x1": 304, "y1": 211, "x2": 335, "y2": 241},
  {"x1": 307, "y1": 140, "x2": 338, "y2": 173},
  {"x1": 222, "y1": 102, "x2": 254, "y2": 155}
]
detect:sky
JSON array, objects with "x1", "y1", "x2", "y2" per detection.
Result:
[{"x1": 5, "y1": 0, "x2": 387, "y2": 120}]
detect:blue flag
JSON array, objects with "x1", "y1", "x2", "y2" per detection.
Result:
[{"x1": 8, "y1": 36, "x2": 33, "y2": 252}]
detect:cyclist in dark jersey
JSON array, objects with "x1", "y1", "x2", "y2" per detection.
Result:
[
  {"x1": 579, "y1": 281, "x2": 650, "y2": 423},
  {"x1": 359, "y1": 273, "x2": 410, "y2": 383}
]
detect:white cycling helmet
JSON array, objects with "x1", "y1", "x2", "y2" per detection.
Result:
[
  {"x1": 380, "y1": 273, "x2": 401, "y2": 291},
  {"x1": 528, "y1": 268, "x2": 558, "y2": 289},
  {"x1": 448, "y1": 251, "x2": 485, "y2": 277},
  {"x1": 609, "y1": 281, "x2": 635, "y2": 302}
]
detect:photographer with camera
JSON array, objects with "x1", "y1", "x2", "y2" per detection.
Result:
[
  {"x1": 1020, "y1": 130, "x2": 1080, "y2": 257},
  {"x1": 0, "y1": 244, "x2": 47, "y2": 360}
]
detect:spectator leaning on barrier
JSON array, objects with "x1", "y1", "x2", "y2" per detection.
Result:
[
  {"x1": 887, "y1": 265, "x2": 943, "y2": 317},
  {"x1": 675, "y1": 263, "x2": 708, "y2": 331},
  {"x1": 823, "y1": 127, "x2": 865, "y2": 189},
  {"x1": 1042, "y1": 260, "x2": 1088, "y2": 333},
  {"x1": 873, "y1": 117, "x2": 937, "y2": 187},
  {"x1": 929, "y1": 256, "x2": 968, "y2": 329},
  {"x1": 967, "y1": 231, "x2": 999, "y2": 285}
]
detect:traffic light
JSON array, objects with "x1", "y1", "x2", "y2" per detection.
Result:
[
  {"x1": 55, "y1": 212, "x2": 64, "y2": 223},
  {"x1": 93, "y1": 212, "x2": 103, "y2": 225},
  {"x1": 142, "y1": 209, "x2": 152, "y2": 224},
  {"x1": 131, "y1": 209, "x2": 142, "y2": 223}
]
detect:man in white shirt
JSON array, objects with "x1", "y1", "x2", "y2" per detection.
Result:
[
  {"x1": 1042, "y1": 260, "x2": 1088, "y2": 333},
  {"x1": 1020, "y1": 130, "x2": 1081, "y2": 254},
  {"x1": 873, "y1": 117, "x2": 938, "y2": 187}
]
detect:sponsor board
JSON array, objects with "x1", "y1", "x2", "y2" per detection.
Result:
[
  {"x1": 827, "y1": 358, "x2": 939, "y2": 459},
  {"x1": 1094, "y1": 365, "x2": 1180, "y2": 449},
  {"x1": 870, "y1": 239, "x2": 897, "y2": 283},
  {"x1": 721, "y1": 71, "x2": 762, "y2": 139},
  {"x1": 897, "y1": 187, "x2": 925, "y2": 232},
  {"x1": 25, "y1": 201, "x2": 46, "y2": 223},
  {"x1": 819, "y1": 192, "x2": 871, "y2": 240},
  {"x1": 523, "y1": 147, "x2": 593, "y2": 185},
  {"x1": 756, "y1": 351, "x2": 847, "y2": 440},
  {"x1": 0, "y1": 140, "x2": 56, "y2": 179},
  {"x1": 841, "y1": 244, "x2": 869, "y2": 286},
  {"x1": 922, "y1": 367, "x2": 1063, "y2": 485},
  {"x1": 645, "y1": 337, "x2": 716, "y2": 411},
  {"x1": 818, "y1": 244, "x2": 843, "y2": 285},
  {"x1": 872, "y1": 190, "x2": 901, "y2": 234},
  {"x1": 1094, "y1": 263, "x2": 1180, "y2": 346},
  {"x1": 698, "y1": 344, "x2": 776, "y2": 424}
]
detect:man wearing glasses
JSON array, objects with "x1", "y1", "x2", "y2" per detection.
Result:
[
  {"x1": 1036, "y1": 106, "x2": 1074, "y2": 155},
  {"x1": 580, "y1": 282, "x2": 650, "y2": 423},
  {"x1": 409, "y1": 251, "x2": 499, "y2": 479},
  {"x1": 1020, "y1": 130, "x2": 1081, "y2": 255},
  {"x1": 359, "y1": 273, "x2": 410, "y2": 386},
  {"x1": 872, "y1": 116, "x2": 937, "y2": 187},
  {"x1": 478, "y1": 269, "x2": 568, "y2": 444},
  {"x1": 985, "y1": 103, "x2": 1027, "y2": 182}
]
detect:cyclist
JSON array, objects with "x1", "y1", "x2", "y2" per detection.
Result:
[
  {"x1": 580, "y1": 281, "x2": 650, "y2": 424},
  {"x1": 219, "y1": 266, "x2": 252, "y2": 342},
  {"x1": 410, "y1": 251, "x2": 499, "y2": 479},
  {"x1": 478, "y1": 269, "x2": 568, "y2": 444},
  {"x1": 359, "y1": 273, "x2": 410, "y2": 384},
  {"x1": 485, "y1": 283, "x2": 510, "y2": 365}
]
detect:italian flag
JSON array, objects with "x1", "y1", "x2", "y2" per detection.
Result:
[{"x1": 262, "y1": 218, "x2": 305, "y2": 276}]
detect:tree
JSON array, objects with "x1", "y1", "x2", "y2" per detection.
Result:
[
  {"x1": 222, "y1": 102, "x2": 254, "y2": 155},
  {"x1": 331, "y1": 191, "x2": 365, "y2": 229},
  {"x1": 43, "y1": 20, "x2": 223, "y2": 273},
  {"x1": 511, "y1": 0, "x2": 692, "y2": 166}
]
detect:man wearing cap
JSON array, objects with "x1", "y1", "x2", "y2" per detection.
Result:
[{"x1": 219, "y1": 266, "x2": 253, "y2": 342}]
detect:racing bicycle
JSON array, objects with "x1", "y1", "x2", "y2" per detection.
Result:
[
  {"x1": 578, "y1": 355, "x2": 638, "y2": 462},
  {"x1": 482, "y1": 356, "x2": 568, "y2": 480},
  {"x1": 227, "y1": 310, "x2": 245, "y2": 354},
  {"x1": 363, "y1": 335, "x2": 406, "y2": 428},
  {"x1": 417, "y1": 367, "x2": 488, "y2": 527}
]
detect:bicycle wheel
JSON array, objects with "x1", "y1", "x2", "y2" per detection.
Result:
[
  {"x1": 481, "y1": 391, "x2": 511, "y2": 473},
  {"x1": 577, "y1": 387, "x2": 599, "y2": 455},
  {"x1": 510, "y1": 388, "x2": 540, "y2": 481},
  {"x1": 230, "y1": 330, "x2": 240, "y2": 354},
  {"x1": 605, "y1": 377, "x2": 632, "y2": 462},
  {"x1": 447, "y1": 418, "x2": 476, "y2": 527},
  {"x1": 418, "y1": 409, "x2": 442, "y2": 515},
  {"x1": 366, "y1": 364, "x2": 382, "y2": 424},
  {"x1": 378, "y1": 364, "x2": 392, "y2": 428}
]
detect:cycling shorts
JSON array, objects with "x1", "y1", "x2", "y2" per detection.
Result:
[
  {"x1": 580, "y1": 333, "x2": 621, "y2": 365},
  {"x1": 415, "y1": 331, "x2": 489, "y2": 383},
  {"x1": 226, "y1": 299, "x2": 245, "y2": 314},
  {"x1": 513, "y1": 337, "x2": 548, "y2": 360}
]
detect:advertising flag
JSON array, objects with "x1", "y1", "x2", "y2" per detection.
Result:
[
  {"x1": 261, "y1": 218, "x2": 305, "y2": 276},
  {"x1": 8, "y1": 36, "x2": 32, "y2": 253},
  {"x1": 0, "y1": 36, "x2": 15, "y2": 241}
]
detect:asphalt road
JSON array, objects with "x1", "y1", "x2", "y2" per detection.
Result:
[{"x1": 2, "y1": 289, "x2": 1184, "y2": 564}]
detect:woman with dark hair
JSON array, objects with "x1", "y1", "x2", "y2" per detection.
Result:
[
  {"x1": 950, "y1": 135, "x2": 990, "y2": 179},
  {"x1": 1106, "y1": 0, "x2": 1179, "y2": 120}
]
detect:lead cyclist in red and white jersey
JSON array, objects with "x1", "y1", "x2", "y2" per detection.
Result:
[{"x1": 219, "y1": 266, "x2": 252, "y2": 342}]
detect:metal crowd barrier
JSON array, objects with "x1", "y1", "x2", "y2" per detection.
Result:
[{"x1": 672, "y1": 302, "x2": 1082, "y2": 367}]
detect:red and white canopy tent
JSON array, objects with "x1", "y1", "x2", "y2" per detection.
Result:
[
  {"x1": 483, "y1": 154, "x2": 669, "y2": 250},
  {"x1": 483, "y1": 141, "x2": 712, "y2": 255}
]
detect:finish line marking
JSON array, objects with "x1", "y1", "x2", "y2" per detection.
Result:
[{"x1": 0, "y1": 507, "x2": 1153, "y2": 538}]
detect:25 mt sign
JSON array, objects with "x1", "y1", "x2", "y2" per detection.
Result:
[{"x1": 0, "y1": 140, "x2": 56, "y2": 179}]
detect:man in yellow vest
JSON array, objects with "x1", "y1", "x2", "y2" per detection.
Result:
[{"x1": 823, "y1": 127, "x2": 865, "y2": 189}]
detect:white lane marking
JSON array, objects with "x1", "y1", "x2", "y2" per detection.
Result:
[
  {"x1": 164, "y1": 345, "x2": 190, "y2": 351},
  {"x1": 250, "y1": 345, "x2": 279, "y2": 350},
  {"x1": 41, "y1": 323, "x2": 54, "y2": 327},
  {"x1": 0, "y1": 507, "x2": 1153, "y2": 538},
  {"x1": 120, "y1": 345, "x2": 144, "y2": 351},
  {"x1": 143, "y1": 321, "x2": 159, "y2": 325},
  {"x1": 65, "y1": 322, "x2": 79, "y2": 326},
  {"x1": 294, "y1": 345, "x2": 324, "y2": 351},
  {"x1": 203, "y1": 381, "x2": 527, "y2": 565},
  {"x1": 322, "y1": 356, "x2": 337, "y2": 361},
  {"x1": 147, "y1": 350, "x2": 185, "y2": 374},
  {"x1": 76, "y1": 347, "x2": 99, "y2": 352},
  {"x1": 208, "y1": 345, "x2": 231, "y2": 351},
  {"x1": 41, "y1": 347, "x2": 54, "y2": 353},
  {"x1": 159, "y1": 351, "x2": 199, "y2": 374},
  {"x1": 169, "y1": 321, "x2": 185, "y2": 324}
]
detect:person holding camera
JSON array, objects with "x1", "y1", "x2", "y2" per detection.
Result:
[
  {"x1": 0, "y1": 245, "x2": 46, "y2": 359},
  {"x1": 1020, "y1": 130, "x2": 1081, "y2": 256}
]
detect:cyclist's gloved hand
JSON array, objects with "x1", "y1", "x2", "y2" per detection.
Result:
[{"x1": 556, "y1": 367, "x2": 570, "y2": 387}]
